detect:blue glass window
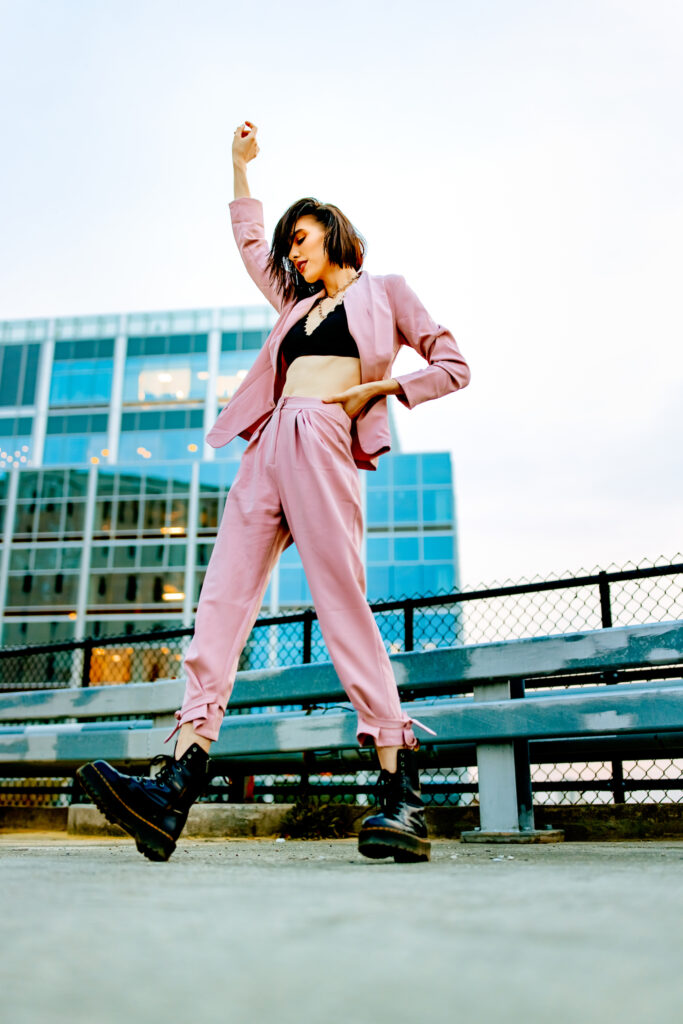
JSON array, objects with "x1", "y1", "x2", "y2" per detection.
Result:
[
  {"x1": 120, "y1": 409, "x2": 204, "y2": 432},
  {"x1": 243, "y1": 330, "x2": 265, "y2": 349},
  {"x1": 0, "y1": 347, "x2": 22, "y2": 406},
  {"x1": 393, "y1": 488, "x2": 419, "y2": 524},
  {"x1": 367, "y1": 565, "x2": 392, "y2": 600},
  {"x1": 422, "y1": 488, "x2": 453, "y2": 523},
  {"x1": 199, "y1": 460, "x2": 239, "y2": 492},
  {"x1": 394, "y1": 454, "x2": 418, "y2": 486},
  {"x1": 279, "y1": 567, "x2": 310, "y2": 604},
  {"x1": 221, "y1": 329, "x2": 269, "y2": 351},
  {"x1": 0, "y1": 418, "x2": 33, "y2": 467},
  {"x1": 50, "y1": 358, "x2": 113, "y2": 405},
  {"x1": 367, "y1": 456, "x2": 391, "y2": 488},
  {"x1": 394, "y1": 536, "x2": 419, "y2": 561},
  {"x1": 279, "y1": 545, "x2": 301, "y2": 567},
  {"x1": 127, "y1": 335, "x2": 207, "y2": 356},
  {"x1": 393, "y1": 564, "x2": 423, "y2": 597},
  {"x1": 367, "y1": 489, "x2": 389, "y2": 525},
  {"x1": 43, "y1": 434, "x2": 108, "y2": 465},
  {"x1": 22, "y1": 345, "x2": 40, "y2": 404},
  {"x1": 422, "y1": 453, "x2": 451, "y2": 484},
  {"x1": 43, "y1": 413, "x2": 108, "y2": 464},
  {"x1": 47, "y1": 413, "x2": 108, "y2": 434},
  {"x1": 423, "y1": 563, "x2": 455, "y2": 593},
  {"x1": 367, "y1": 536, "x2": 390, "y2": 562},
  {"x1": 0, "y1": 344, "x2": 40, "y2": 407},
  {"x1": 118, "y1": 430, "x2": 204, "y2": 462},
  {"x1": 124, "y1": 335, "x2": 208, "y2": 402},
  {"x1": 217, "y1": 351, "x2": 260, "y2": 402},
  {"x1": 424, "y1": 535, "x2": 454, "y2": 560}
]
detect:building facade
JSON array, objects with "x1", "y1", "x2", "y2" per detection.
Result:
[{"x1": 0, "y1": 306, "x2": 462, "y2": 661}]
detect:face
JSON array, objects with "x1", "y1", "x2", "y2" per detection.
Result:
[{"x1": 287, "y1": 215, "x2": 330, "y2": 282}]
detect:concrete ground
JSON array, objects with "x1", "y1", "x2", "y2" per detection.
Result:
[{"x1": 1, "y1": 833, "x2": 681, "y2": 1024}]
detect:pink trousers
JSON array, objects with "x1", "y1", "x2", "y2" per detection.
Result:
[{"x1": 165, "y1": 395, "x2": 435, "y2": 750}]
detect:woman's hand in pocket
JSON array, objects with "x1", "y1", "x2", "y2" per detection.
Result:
[{"x1": 322, "y1": 382, "x2": 381, "y2": 419}]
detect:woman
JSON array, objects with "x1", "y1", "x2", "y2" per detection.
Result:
[{"x1": 77, "y1": 121, "x2": 471, "y2": 865}]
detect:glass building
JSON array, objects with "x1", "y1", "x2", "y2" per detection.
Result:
[{"x1": 0, "y1": 306, "x2": 462, "y2": 656}]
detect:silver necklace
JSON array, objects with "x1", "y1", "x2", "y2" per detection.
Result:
[{"x1": 304, "y1": 272, "x2": 360, "y2": 337}]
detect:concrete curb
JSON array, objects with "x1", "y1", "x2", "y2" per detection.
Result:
[
  {"x1": 67, "y1": 802, "x2": 296, "y2": 838},
  {"x1": 2, "y1": 802, "x2": 682, "y2": 840}
]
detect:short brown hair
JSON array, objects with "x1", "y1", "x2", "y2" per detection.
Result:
[{"x1": 267, "y1": 197, "x2": 366, "y2": 305}]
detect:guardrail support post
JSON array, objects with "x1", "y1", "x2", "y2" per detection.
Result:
[
  {"x1": 404, "y1": 602, "x2": 414, "y2": 653},
  {"x1": 461, "y1": 680, "x2": 564, "y2": 844},
  {"x1": 302, "y1": 610, "x2": 313, "y2": 664}
]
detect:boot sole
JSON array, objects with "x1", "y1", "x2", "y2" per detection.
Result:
[
  {"x1": 358, "y1": 825, "x2": 431, "y2": 863},
  {"x1": 76, "y1": 762, "x2": 176, "y2": 862}
]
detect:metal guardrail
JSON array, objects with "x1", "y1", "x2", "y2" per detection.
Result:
[{"x1": 1, "y1": 558, "x2": 682, "y2": 808}]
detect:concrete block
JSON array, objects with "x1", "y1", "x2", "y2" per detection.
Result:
[
  {"x1": 68, "y1": 804, "x2": 127, "y2": 836},
  {"x1": 460, "y1": 828, "x2": 565, "y2": 844},
  {"x1": 182, "y1": 803, "x2": 294, "y2": 838},
  {"x1": 0, "y1": 806, "x2": 68, "y2": 832},
  {"x1": 68, "y1": 802, "x2": 295, "y2": 838}
]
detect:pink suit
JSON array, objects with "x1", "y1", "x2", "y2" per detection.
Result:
[{"x1": 165, "y1": 197, "x2": 470, "y2": 750}]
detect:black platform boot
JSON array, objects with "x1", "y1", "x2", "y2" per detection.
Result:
[
  {"x1": 358, "y1": 747, "x2": 431, "y2": 863},
  {"x1": 76, "y1": 743, "x2": 211, "y2": 862}
]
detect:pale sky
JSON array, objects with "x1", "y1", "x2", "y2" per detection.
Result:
[{"x1": 1, "y1": 0, "x2": 681, "y2": 587}]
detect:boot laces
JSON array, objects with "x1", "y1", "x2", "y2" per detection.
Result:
[
  {"x1": 376, "y1": 769, "x2": 400, "y2": 815},
  {"x1": 145, "y1": 753, "x2": 176, "y2": 789}
]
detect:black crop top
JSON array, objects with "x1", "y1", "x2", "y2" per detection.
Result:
[{"x1": 279, "y1": 299, "x2": 360, "y2": 368}]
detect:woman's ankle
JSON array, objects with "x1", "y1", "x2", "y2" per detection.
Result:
[
  {"x1": 376, "y1": 745, "x2": 402, "y2": 772},
  {"x1": 174, "y1": 723, "x2": 212, "y2": 760}
]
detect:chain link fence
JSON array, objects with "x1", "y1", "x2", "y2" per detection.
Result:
[{"x1": 1, "y1": 554, "x2": 682, "y2": 808}]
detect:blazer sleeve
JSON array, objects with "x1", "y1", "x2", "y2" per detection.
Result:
[
  {"x1": 229, "y1": 197, "x2": 287, "y2": 313},
  {"x1": 386, "y1": 274, "x2": 471, "y2": 409}
]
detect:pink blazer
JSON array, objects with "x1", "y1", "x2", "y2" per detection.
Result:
[{"x1": 205, "y1": 197, "x2": 471, "y2": 470}]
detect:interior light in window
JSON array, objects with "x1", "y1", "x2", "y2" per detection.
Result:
[
  {"x1": 90, "y1": 456, "x2": 100, "y2": 464},
  {"x1": 101, "y1": 448, "x2": 109, "y2": 456},
  {"x1": 187, "y1": 443, "x2": 198, "y2": 452},
  {"x1": 216, "y1": 368, "x2": 248, "y2": 399}
]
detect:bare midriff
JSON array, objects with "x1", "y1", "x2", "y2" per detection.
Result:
[{"x1": 281, "y1": 354, "x2": 362, "y2": 401}]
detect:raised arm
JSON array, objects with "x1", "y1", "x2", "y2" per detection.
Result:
[{"x1": 230, "y1": 122, "x2": 286, "y2": 313}]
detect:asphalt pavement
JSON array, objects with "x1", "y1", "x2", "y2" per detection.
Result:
[{"x1": 1, "y1": 834, "x2": 681, "y2": 1024}]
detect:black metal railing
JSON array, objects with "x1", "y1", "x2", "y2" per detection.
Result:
[
  {"x1": 1, "y1": 558, "x2": 681, "y2": 690},
  {"x1": 1, "y1": 555, "x2": 682, "y2": 808}
]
